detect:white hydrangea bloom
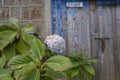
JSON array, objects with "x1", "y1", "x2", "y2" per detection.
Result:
[{"x1": 44, "y1": 34, "x2": 66, "y2": 54}]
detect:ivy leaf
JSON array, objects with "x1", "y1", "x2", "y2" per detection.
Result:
[{"x1": 44, "y1": 55, "x2": 72, "y2": 71}]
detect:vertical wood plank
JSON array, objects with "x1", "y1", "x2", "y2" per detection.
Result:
[
  {"x1": 90, "y1": 8, "x2": 100, "y2": 80},
  {"x1": 67, "y1": 7, "x2": 76, "y2": 53},
  {"x1": 61, "y1": 0, "x2": 69, "y2": 54},
  {"x1": 97, "y1": 6, "x2": 106, "y2": 80},
  {"x1": 115, "y1": 5, "x2": 120, "y2": 80},
  {"x1": 103, "y1": 6, "x2": 115, "y2": 80}
]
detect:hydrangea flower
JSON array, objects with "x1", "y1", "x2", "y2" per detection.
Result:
[{"x1": 44, "y1": 34, "x2": 66, "y2": 54}]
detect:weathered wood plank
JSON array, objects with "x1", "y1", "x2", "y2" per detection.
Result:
[
  {"x1": 67, "y1": 7, "x2": 76, "y2": 53},
  {"x1": 90, "y1": 7, "x2": 100, "y2": 80},
  {"x1": 112, "y1": 6, "x2": 119, "y2": 80},
  {"x1": 97, "y1": 6, "x2": 107, "y2": 80},
  {"x1": 52, "y1": 1, "x2": 120, "y2": 80},
  {"x1": 103, "y1": 6, "x2": 115, "y2": 80},
  {"x1": 115, "y1": 5, "x2": 120, "y2": 80}
]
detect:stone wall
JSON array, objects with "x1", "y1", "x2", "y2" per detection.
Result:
[{"x1": 0, "y1": 0, "x2": 51, "y2": 40}]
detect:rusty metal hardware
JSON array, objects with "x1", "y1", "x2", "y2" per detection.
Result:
[{"x1": 94, "y1": 37, "x2": 110, "y2": 52}]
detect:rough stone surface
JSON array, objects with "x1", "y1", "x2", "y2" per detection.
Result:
[
  {"x1": 21, "y1": 7, "x2": 44, "y2": 21},
  {"x1": 3, "y1": 0, "x2": 18, "y2": 5},
  {"x1": 0, "y1": 0, "x2": 50, "y2": 39},
  {"x1": 3, "y1": 0, "x2": 44, "y2": 5},
  {"x1": 11, "y1": 7, "x2": 20, "y2": 19},
  {"x1": 0, "y1": 7, "x2": 9, "y2": 21}
]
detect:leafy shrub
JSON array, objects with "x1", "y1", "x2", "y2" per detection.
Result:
[{"x1": 0, "y1": 18, "x2": 96, "y2": 80}]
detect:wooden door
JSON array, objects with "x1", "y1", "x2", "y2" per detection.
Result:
[
  {"x1": 51, "y1": 0, "x2": 120, "y2": 80},
  {"x1": 52, "y1": 0, "x2": 91, "y2": 55}
]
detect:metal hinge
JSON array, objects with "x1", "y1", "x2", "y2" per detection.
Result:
[{"x1": 94, "y1": 37, "x2": 110, "y2": 52}]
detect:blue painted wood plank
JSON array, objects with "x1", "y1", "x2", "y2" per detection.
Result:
[{"x1": 96, "y1": 0, "x2": 119, "y2": 6}]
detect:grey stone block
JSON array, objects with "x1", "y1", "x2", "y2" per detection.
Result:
[
  {"x1": 11, "y1": 7, "x2": 20, "y2": 19},
  {"x1": 0, "y1": 7, "x2": 9, "y2": 21},
  {"x1": 21, "y1": 6, "x2": 44, "y2": 21}
]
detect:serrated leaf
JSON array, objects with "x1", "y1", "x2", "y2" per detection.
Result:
[
  {"x1": 82, "y1": 64, "x2": 95, "y2": 75},
  {"x1": 70, "y1": 51, "x2": 86, "y2": 60},
  {"x1": 8, "y1": 54, "x2": 33, "y2": 69},
  {"x1": 0, "y1": 30, "x2": 17, "y2": 50},
  {"x1": 0, "y1": 54, "x2": 6, "y2": 69},
  {"x1": 40, "y1": 76, "x2": 53, "y2": 80},
  {"x1": 30, "y1": 38, "x2": 46, "y2": 60},
  {"x1": 78, "y1": 74, "x2": 83, "y2": 80},
  {"x1": 0, "y1": 68, "x2": 12, "y2": 75},
  {"x1": 55, "y1": 71, "x2": 67, "y2": 79},
  {"x1": 69, "y1": 57, "x2": 80, "y2": 68},
  {"x1": 8, "y1": 18, "x2": 19, "y2": 27},
  {"x1": 44, "y1": 55, "x2": 72, "y2": 71},
  {"x1": 2, "y1": 44, "x2": 16, "y2": 61},
  {"x1": 84, "y1": 58, "x2": 97, "y2": 63},
  {"x1": 22, "y1": 23, "x2": 34, "y2": 33},
  {"x1": 71, "y1": 68, "x2": 80, "y2": 78},
  {"x1": 16, "y1": 38, "x2": 30, "y2": 54},
  {"x1": 79, "y1": 52, "x2": 87, "y2": 60},
  {"x1": 20, "y1": 69, "x2": 40, "y2": 80},
  {"x1": 42, "y1": 67, "x2": 56, "y2": 79},
  {"x1": 0, "y1": 68, "x2": 13, "y2": 80},
  {"x1": 21, "y1": 62, "x2": 37, "y2": 75},
  {"x1": 0, "y1": 25, "x2": 16, "y2": 32},
  {"x1": 21, "y1": 33, "x2": 36, "y2": 44}
]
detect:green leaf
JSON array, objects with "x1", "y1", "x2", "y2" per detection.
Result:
[
  {"x1": 82, "y1": 64, "x2": 95, "y2": 75},
  {"x1": 84, "y1": 58, "x2": 97, "y2": 63},
  {"x1": 21, "y1": 69, "x2": 40, "y2": 80},
  {"x1": 79, "y1": 52, "x2": 86, "y2": 60},
  {"x1": 69, "y1": 57, "x2": 80, "y2": 68},
  {"x1": 0, "y1": 54, "x2": 6, "y2": 69},
  {"x1": 1, "y1": 44, "x2": 16, "y2": 61},
  {"x1": 42, "y1": 67, "x2": 55, "y2": 80},
  {"x1": 30, "y1": 38, "x2": 46, "y2": 60},
  {"x1": 8, "y1": 54, "x2": 33, "y2": 69},
  {"x1": 78, "y1": 74, "x2": 83, "y2": 80},
  {"x1": 44, "y1": 55, "x2": 72, "y2": 71},
  {"x1": 70, "y1": 51, "x2": 86, "y2": 60},
  {"x1": 71, "y1": 68, "x2": 80, "y2": 78},
  {"x1": 14, "y1": 69, "x2": 22, "y2": 80},
  {"x1": 0, "y1": 30, "x2": 17, "y2": 50},
  {"x1": 22, "y1": 23, "x2": 34, "y2": 33},
  {"x1": 0, "y1": 68, "x2": 13, "y2": 80},
  {"x1": 40, "y1": 76, "x2": 53, "y2": 80},
  {"x1": 21, "y1": 33, "x2": 36, "y2": 44},
  {"x1": 0, "y1": 25, "x2": 16, "y2": 32},
  {"x1": 55, "y1": 71, "x2": 67, "y2": 79},
  {"x1": 8, "y1": 18, "x2": 19, "y2": 27},
  {"x1": 16, "y1": 38, "x2": 30, "y2": 54},
  {"x1": 0, "y1": 68, "x2": 12, "y2": 75},
  {"x1": 21, "y1": 62, "x2": 37, "y2": 75},
  {"x1": 70, "y1": 51, "x2": 79, "y2": 58}
]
